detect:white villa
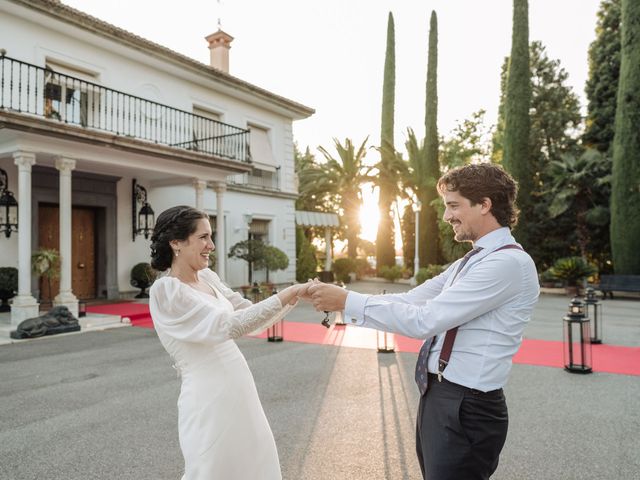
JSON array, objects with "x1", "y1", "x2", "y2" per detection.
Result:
[{"x1": 0, "y1": 0, "x2": 314, "y2": 325}]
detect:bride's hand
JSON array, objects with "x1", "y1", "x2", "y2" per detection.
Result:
[{"x1": 277, "y1": 281, "x2": 313, "y2": 306}]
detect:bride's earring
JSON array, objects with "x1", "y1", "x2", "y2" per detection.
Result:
[{"x1": 174, "y1": 249, "x2": 180, "y2": 257}]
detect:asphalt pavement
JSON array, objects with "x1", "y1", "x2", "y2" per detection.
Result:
[{"x1": 0, "y1": 281, "x2": 638, "y2": 480}]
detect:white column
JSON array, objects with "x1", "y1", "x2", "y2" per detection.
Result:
[
  {"x1": 213, "y1": 182, "x2": 226, "y2": 281},
  {"x1": 53, "y1": 157, "x2": 78, "y2": 318},
  {"x1": 325, "y1": 229, "x2": 333, "y2": 271},
  {"x1": 11, "y1": 152, "x2": 39, "y2": 326},
  {"x1": 194, "y1": 179, "x2": 207, "y2": 210}
]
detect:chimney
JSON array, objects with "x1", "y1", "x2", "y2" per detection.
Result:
[{"x1": 205, "y1": 29, "x2": 234, "y2": 73}]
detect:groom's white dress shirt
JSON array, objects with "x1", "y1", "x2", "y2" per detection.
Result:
[{"x1": 344, "y1": 227, "x2": 539, "y2": 392}]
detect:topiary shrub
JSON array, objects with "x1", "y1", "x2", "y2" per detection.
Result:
[
  {"x1": 0, "y1": 267, "x2": 18, "y2": 312},
  {"x1": 256, "y1": 245, "x2": 289, "y2": 283},
  {"x1": 332, "y1": 257, "x2": 356, "y2": 284},
  {"x1": 130, "y1": 262, "x2": 156, "y2": 298},
  {"x1": 354, "y1": 258, "x2": 374, "y2": 280},
  {"x1": 379, "y1": 265, "x2": 404, "y2": 283},
  {"x1": 415, "y1": 264, "x2": 446, "y2": 286}
]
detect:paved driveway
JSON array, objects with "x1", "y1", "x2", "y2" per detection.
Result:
[{"x1": 1, "y1": 286, "x2": 638, "y2": 480}]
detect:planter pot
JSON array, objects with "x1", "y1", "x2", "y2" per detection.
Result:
[
  {"x1": 564, "y1": 286, "x2": 581, "y2": 297},
  {"x1": 134, "y1": 285, "x2": 150, "y2": 299},
  {"x1": 0, "y1": 290, "x2": 14, "y2": 312}
]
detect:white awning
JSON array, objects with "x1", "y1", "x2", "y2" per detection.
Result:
[{"x1": 295, "y1": 210, "x2": 340, "y2": 228}]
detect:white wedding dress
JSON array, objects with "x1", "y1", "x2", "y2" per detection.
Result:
[{"x1": 149, "y1": 268, "x2": 292, "y2": 480}]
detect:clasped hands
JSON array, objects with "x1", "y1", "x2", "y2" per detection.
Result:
[{"x1": 283, "y1": 279, "x2": 348, "y2": 312}]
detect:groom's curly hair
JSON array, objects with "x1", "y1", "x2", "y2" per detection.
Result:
[
  {"x1": 437, "y1": 163, "x2": 519, "y2": 228},
  {"x1": 150, "y1": 205, "x2": 209, "y2": 271}
]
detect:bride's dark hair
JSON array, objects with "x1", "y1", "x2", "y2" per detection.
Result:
[{"x1": 150, "y1": 205, "x2": 209, "y2": 271}]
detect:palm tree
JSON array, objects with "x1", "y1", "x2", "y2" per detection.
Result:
[
  {"x1": 547, "y1": 148, "x2": 610, "y2": 259},
  {"x1": 318, "y1": 137, "x2": 371, "y2": 259}
]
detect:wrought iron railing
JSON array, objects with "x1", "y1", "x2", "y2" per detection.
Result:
[
  {"x1": 228, "y1": 166, "x2": 280, "y2": 191},
  {"x1": 0, "y1": 54, "x2": 250, "y2": 163}
]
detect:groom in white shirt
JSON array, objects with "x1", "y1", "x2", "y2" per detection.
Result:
[{"x1": 306, "y1": 163, "x2": 539, "y2": 480}]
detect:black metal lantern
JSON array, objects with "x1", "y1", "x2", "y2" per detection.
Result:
[
  {"x1": 563, "y1": 297, "x2": 592, "y2": 374},
  {"x1": 584, "y1": 287, "x2": 603, "y2": 344},
  {"x1": 132, "y1": 179, "x2": 155, "y2": 240},
  {"x1": 0, "y1": 168, "x2": 18, "y2": 238},
  {"x1": 267, "y1": 287, "x2": 283, "y2": 342}
]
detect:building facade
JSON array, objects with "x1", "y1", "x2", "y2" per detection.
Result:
[{"x1": 0, "y1": 0, "x2": 313, "y2": 325}]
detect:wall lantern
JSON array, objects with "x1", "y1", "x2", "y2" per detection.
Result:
[
  {"x1": 132, "y1": 178, "x2": 155, "y2": 241},
  {"x1": 584, "y1": 287, "x2": 603, "y2": 344},
  {"x1": 0, "y1": 168, "x2": 18, "y2": 238},
  {"x1": 563, "y1": 297, "x2": 592, "y2": 374}
]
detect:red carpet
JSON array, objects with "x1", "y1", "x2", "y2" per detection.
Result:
[
  {"x1": 91, "y1": 303, "x2": 640, "y2": 376},
  {"x1": 86, "y1": 303, "x2": 154, "y2": 328}
]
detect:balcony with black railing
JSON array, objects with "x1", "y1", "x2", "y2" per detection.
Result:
[{"x1": 0, "y1": 54, "x2": 250, "y2": 163}]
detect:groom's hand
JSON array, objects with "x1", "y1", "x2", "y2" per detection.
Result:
[{"x1": 308, "y1": 282, "x2": 348, "y2": 312}]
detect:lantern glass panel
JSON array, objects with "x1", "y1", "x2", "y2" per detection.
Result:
[
  {"x1": 8, "y1": 204, "x2": 17, "y2": 225},
  {"x1": 586, "y1": 302, "x2": 603, "y2": 343},
  {"x1": 377, "y1": 330, "x2": 395, "y2": 353},
  {"x1": 267, "y1": 319, "x2": 283, "y2": 342}
]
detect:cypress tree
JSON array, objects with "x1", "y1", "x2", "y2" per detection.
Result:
[
  {"x1": 376, "y1": 12, "x2": 397, "y2": 269},
  {"x1": 503, "y1": 0, "x2": 533, "y2": 247},
  {"x1": 421, "y1": 10, "x2": 440, "y2": 267},
  {"x1": 611, "y1": 0, "x2": 640, "y2": 274},
  {"x1": 584, "y1": 0, "x2": 621, "y2": 153}
]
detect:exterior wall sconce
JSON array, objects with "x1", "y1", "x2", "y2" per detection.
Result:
[
  {"x1": 132, "y1": 178, "x2": 155, "y2": 241},
  {"x1": 0, "y1": 168, "x2": 18, "y2": 238}
]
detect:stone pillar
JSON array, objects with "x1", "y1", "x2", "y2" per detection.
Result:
[
  {"x1": 213, "y1": 182, "x2": 226, "y2": 281},
  {"x1": 194, "y1": 179, "x2": 207, "y2": 211},
  {"x1": 11, "y1": 152, "x2": 39, "y2": 326},
  {"x1": 53, "y1": 157, "x2": 78, "y2": 318}
]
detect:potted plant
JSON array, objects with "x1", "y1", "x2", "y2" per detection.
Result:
[
  {"x1": 130, "y1": 262, "x2": 156, "y2": 298},
  {"x1": 31, "y1": 248, "x2": 60, "y2": 304},
  {"x1": 549, "y1": 256, "x2": 597, "y2": 296},
  {"x1": 0, "y1": 267, "x2": 18, "y2": 312}
]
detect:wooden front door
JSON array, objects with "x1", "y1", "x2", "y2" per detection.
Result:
[{"x1": 38, "y1": 204, "x2": 97, "y2": 302}]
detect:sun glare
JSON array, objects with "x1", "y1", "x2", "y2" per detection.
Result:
[{"x1": 359, "y1": 201, "x2": 380, "y2": 243}]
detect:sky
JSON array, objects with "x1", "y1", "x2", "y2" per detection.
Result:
[
  {"x1": 62, "y1": 0, "x2": 601, "y2": 153},
  {"x1": 62, "y1": 0, "x2": 603, "y2": 243}
]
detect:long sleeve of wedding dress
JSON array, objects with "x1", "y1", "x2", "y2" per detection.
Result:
[{"x1": 149, "y1": 268, "x2": 293, "y2": 344}]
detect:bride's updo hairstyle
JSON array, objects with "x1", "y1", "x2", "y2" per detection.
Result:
[{"x1": 150, "y1": 205, "x2": 209, "y2": 271}]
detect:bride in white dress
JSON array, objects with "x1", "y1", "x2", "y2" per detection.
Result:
[{"x1": 148, "y1": 206, "x2": 308, "y2": 480}]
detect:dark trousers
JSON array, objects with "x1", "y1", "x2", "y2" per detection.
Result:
[{"x1": 416, "y1": 374, "x2": 508, "y2": 480}]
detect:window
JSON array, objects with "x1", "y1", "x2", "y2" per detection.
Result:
[
  {"x1": 191, "y1": 107, "x2": 222, "y2": 153},
  {"x1": 249, "y1": 219, "x2": 269, "y2": 242},
  {"x1": 44, "y1": 60, "x2": 99, "y2": 127}
]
